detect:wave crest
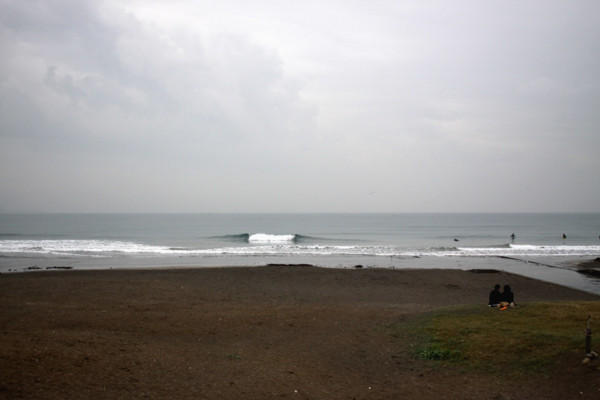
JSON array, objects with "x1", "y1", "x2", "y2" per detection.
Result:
[{"x1": 248, "y1": 233, "x2": 296, "y2": 243}]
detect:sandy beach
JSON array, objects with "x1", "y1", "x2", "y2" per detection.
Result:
[{"x1": 1, "y1": 265, "x2": 599, "y2": 399}]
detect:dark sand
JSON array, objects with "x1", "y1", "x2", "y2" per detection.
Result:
[{"x1": 1, "y1": 266, "x2": 599, "y2": 399}]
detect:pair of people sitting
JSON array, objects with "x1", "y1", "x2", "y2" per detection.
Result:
[{"x1": 488, "y1": 284, "x2": 516, "y2": 308}]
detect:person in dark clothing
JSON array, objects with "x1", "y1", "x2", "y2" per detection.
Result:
[
  {"x1": 488, "y1": 284, "x2": 502, "y2": 306},
  {"x1": 501, "y1": 285, "x2": 515, "y2": 305}
]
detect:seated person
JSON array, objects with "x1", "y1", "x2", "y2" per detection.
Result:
[
  {"x1": 501, "y1": 285, "x2": 516, "y2": 307},
  {"x1": 488, "y1": 284, "x2": 502, "y2": 306}
]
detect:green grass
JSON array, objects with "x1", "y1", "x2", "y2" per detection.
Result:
[
  {"x1": 226, "y1": 353, "x2": 242, "y2": 361},
  {"x1": 390, "y1": 301, "x2": 600, "y2": 375}
]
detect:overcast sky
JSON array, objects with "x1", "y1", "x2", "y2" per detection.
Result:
[{"x1": 1, "y1": 0, "x2": 599, "y2": 213}]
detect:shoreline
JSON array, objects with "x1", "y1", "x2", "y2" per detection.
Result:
[
  {"x1": 1, "y1": 266, "x2": 599, "y2": 399},
  {"x1": 3, "y1": 254, "x2": 600, "y2": 295}
]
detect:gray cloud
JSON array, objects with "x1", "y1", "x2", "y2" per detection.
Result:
[{"x1": 1, "y1": 0, "x2": 599, "y2": 212}]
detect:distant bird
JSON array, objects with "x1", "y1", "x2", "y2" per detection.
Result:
[
  {"x1": 562, "y1": 233, "x2": 567, "y2": 239},
  {"x1": 454, "y1": 238, "x2": 459, "y2": 242}
]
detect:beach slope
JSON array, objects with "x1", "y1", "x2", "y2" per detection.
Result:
[{"x1": 1, "y1": 266, "x2": 598, "y2": 399}]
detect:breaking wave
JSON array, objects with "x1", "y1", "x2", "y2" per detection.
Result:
[
  {"x1": 213, "y1": 233, "x2": 317, "y2": 244},
  {"x1": 248, "y1": 233, "x2": 296, "y2": 243},
  {"x1": 1, "y1": 240, "x2": 599, "y2": 258}
]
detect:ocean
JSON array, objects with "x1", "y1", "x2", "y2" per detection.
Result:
[{"x1": 1, "y1": 213, "x2": 599, "y2": 294}]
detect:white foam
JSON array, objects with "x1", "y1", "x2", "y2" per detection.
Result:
[
  {"x1": 454, "y1": 244, "x2": 600, "y2": 257},
  {"x1": 248, "y1": 233, "x2": 295, "y2": 243},
  {"x1": 0, "y1": 240, "x2": 173, "y2": 255},
  {"x1": 2, "y1": 239, "x2": 599, "y2": 258}
]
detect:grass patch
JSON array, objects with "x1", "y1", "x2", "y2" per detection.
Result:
[
  {"x1": 419, "y1": 344, "x2": 462, "y2": 361},
  {"x1": 391, "y1": 301, "x2": 600, "y2": 375}
]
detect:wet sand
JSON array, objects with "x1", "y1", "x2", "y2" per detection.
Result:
[{"x1": 1, "y1": 265, "x2": 599, "y2": 399}]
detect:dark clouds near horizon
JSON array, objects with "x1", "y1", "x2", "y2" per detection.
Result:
[{"x1": 1, "y1": 0, "x2": 599, "y2": 212}]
